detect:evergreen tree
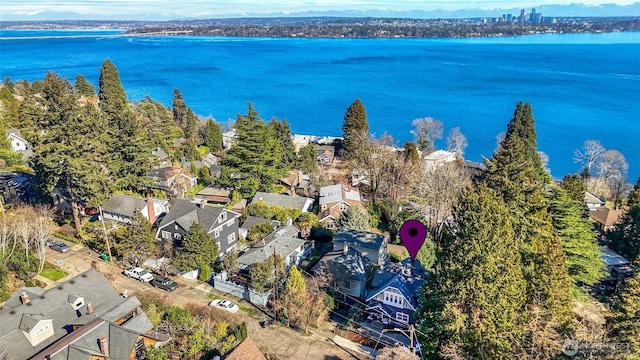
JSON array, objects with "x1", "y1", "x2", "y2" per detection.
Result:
[
  {"x1": 172, "y1": 88, "x2": 198, "y2": 139},
  {"x1": 219, "y1": 104, "x2": 283, "y2": 197},
  {"x1": 204, "y1": 118, "x2": 223, "y2": 152},
  {"x1": 280, "y1": 265, "x2": 307, "y2": 326},
  {"x1": 0, "y1": 86, "x2": 20, "y2": 128},
  {"x1": 296, "y1": 143, "x2": 318, "y2": 174},
  {"x1": 114, "y1": 209, "x2": 157, "y2": 266},
  {"x1": 609, "y1": 272, "x2": 640, "y2": 359},
  {"x1": 75, "y1": 74, "x2": 95, "y2": 96},
  {"x1": 608, "y1": 178, "x2": 640, "y2": 264},
  {"x1": 417, "y1": 184, "x2": 526, "y2": 358},
  {"x1": 403, "y1": 141, "x2": 420, "y2": 164},
  {"x1": 562, "y1": 173, "x2": 586, "y2": 203},
  {"x1": 549, "y1": 186, "x2": 606, "y2": 289},
  {"x1": 341, "y1": 98, "x2": 369, "y2": 162},
  {"x1": 133, "y1": 96, "x2": 175, "y2": 150},
  {"x1": 483, "y1": 102, "x2": 574, "y2": 331},
  {"x1": 174, "y1": 223, "x2": 219, "y2": 271},
  {"x1": 32, "y1": 72, "x2": 110, "y2": 235},
  {"x1": 269, "y1": 118, "x2": 296, "y2": 168},
  {"x1": 98, "y1": 59, "x2": 152, "y2": 190},
  {"x1": 336, "y1": 206, "x2": 370, "y2": 230}
]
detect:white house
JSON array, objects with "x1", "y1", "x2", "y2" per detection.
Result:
[{"x1": 423, "y1": 149, "x2": 456, "y2": 170}]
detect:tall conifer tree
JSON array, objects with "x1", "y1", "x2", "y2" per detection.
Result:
[
  {"x1": 609, "y1": 271, "x2": 640, "y2": 359},
  {"x1": 204, "y1": 118, "x2": 223, "y2": 152},
  {"x1": 341, "y1": 98, "x2": 369, "y2": 161},
  {"x1": 417, "y1": 184, "x2": 526, "y2": 358},
  {"x1": 608, "y1": 177, "x2": 640, "y2": 264},
  {"x1": 483, "y1": 102, "x2": 573, "y2": 331}
]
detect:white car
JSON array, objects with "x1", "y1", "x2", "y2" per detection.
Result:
[
  {"x1": 123, "y1": 267, "x2": 154, "y2": 282},
  {"x1": 208, "y1": 299, "x2": 239, "y2": 313}
]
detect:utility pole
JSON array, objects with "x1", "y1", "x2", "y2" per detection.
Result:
[
  {"x1": 98, "y1": 206, "x2": 114, "y2": 263},
  {"x1": 409, "y1": 324, "x2": 415, "y2": 354},
  {"x1": 272, "y1": 246, "x2": 278, "y2": 323}
]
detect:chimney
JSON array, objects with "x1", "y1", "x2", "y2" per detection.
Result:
[
  {"x1": 99, "y1": 336, "x2": 109, "y2": 357},
  {"x1": 199, "y1": 199, "x2": 207, "y2": 208},
  {"x1": 343, "y1": 242, "x2": 348, "y2": 255},
  {"x1": 86, "y1": 303, "x2": 94, "y2": 315},
  {"x1": 147, "y1": 194, "x2": 156, "y2": 225},
  {"x1": 287, "y1": 217, "x2": 293, "y2": 227},
  {"x1": 20, "y1": 292, "x2": 30, "y2": 304}
]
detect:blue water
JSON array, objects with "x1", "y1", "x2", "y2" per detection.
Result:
[{"x1": 1, "y1": 29, "x2": 639, "y2": 180}]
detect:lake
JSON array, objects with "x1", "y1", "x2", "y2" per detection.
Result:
[{"x1": 1, "y1": 29, "x2": 639, "y2": 180}]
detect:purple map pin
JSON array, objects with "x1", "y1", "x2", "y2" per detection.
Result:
[{"x1": 399, "y1": 220, "x2": 427, "y2": 262}]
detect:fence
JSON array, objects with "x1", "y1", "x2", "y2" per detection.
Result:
[{"x1": 212, "y1": 273, "x2": 271, "y2": 306}]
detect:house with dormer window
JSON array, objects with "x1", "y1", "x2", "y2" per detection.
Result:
[
  {"x1": 155, "y1": 198, "x2": 240, "y2": 258},
  {"x1": 365, "y1": 258, "x2": 425, "y2": 325},
  {"x1": 318, "y1": 184, "x2": 366, "y2": 229}
]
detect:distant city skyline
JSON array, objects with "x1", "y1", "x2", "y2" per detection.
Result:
[{"x1": 1, "y1": 1, "x2": 639, "y2": 21}]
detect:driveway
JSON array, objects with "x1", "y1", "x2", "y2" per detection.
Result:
[{"x1": 41, "y1": 241, "x2": 370, "y2": 360}]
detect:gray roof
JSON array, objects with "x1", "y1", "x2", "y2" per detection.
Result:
[
  {"x1": 151, "y1": 147, "x2": 169, "y2": 160},
  {"x1": 237, "y1": 226, "x2": 304, "y2": 267},
  {"x1": 240, "y1": 216, "x2": 280, "y2": 231},
  {"x1": 333, "y1": 228, "x2": 387, "y2": 251},
  {"x1": 251, "y1": 192, "x2": 313, "y2": 212},
  {"x1": 158, "y1": 198, "x2": 239, "y2": 233},
  {"x1": 313, "y1": 247, "x2": 368, "y2": 282},
  {"x1": 102, "y1": 194, "x2": 147, "y2": 217},
  {"x1": 0, "y1": 269, "x2": 154, "y2": 360},
  {"x1": 319, "y1": 184, "x2": 360, "y2": 205}
]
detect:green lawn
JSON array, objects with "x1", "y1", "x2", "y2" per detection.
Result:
[{"x1": 40, "y1": 268, "x2": 69, "y2": 281}]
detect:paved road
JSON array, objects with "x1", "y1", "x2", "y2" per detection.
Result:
[{"x1": 41, "y1": 241, "x2": 371, "y2": 360}]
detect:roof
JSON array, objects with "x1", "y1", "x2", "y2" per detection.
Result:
[
  {"x1": 158, "y1": 198, "x2": 239, "y2": 233},
  {"x1": 319, "y1": 184, "x2": 361, "y2": 205},
  {"x1": 0, "y1": 270, "x2": 155, "y2": 360},
  {"x1": 313, "y1": 246, "x2": 368, "y2": 282},
  {"x1": 601, "y1": 246, "x2": 630, "y2": 267},
  {"x1": 224, "y1": 337, "x2": 266, "y2": 360},
  {"x1": 424, "y1": 149, "x2": 456, "y2": 161},
  {"x1": 251, "y1": 192, "x2": 313, "y2": 212},
  {"x1": 151, "y1": 147, "x2": 169, "y2": 160},
  {"x1": 585, "y1": 192, "x2": 604, "y2": 205},
  {"x1": 240, "y1": 216, "x2": 279, "y2": 231},
  {"x1": 237, "y1": 226, "x2": 304, "y2": 267},
  {"x1": 366, "y1": 258, "x2": 426, "y2": 310},
  {"x1": 333, "y1": 228, "x2": 387, "y2": 251},
  {"x1": 589, "y1": 207, "x2": 625, "y2": 227},
  {"x1": 102, "y1": 194, "x2": 148, "y2": 217}
]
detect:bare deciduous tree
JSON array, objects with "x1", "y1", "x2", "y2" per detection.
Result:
[
  {"x1": 596, "y1": 149, "x2": 628, "y2": 182},
  {"x1": 13, "y1": 206, "x2": 36, "y2": 261},
  {"x1": 608, "y1": 175, "x2": 631, "y2": 210},
  {"x1": 33, "y1": 207, "x2": 54, "y2": 273},
  {"x1": 538, "y1": 151, "x2": 550, "y2": 174},
  {"x1": 0, "y1": 212, "x2": 16, "y2": 264},
  {"x1": 410, "y1": 117, "x2": 443, "y2": 153},
  {"x1": 410, "y1": 161, "x2": 471, "y2": 239},
  {"x1": 574, "y1": 140, "x2": 606, "y2": 176},
  {"x1": 446, "y1": 127, "x2": 468, "y2": 158}
]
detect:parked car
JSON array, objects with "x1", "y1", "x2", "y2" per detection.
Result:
[
  {"x1": 50, "y1": 241, "x2": 71, "y2": 253},
  {"x1": 150, "y1": 275, "x2": 178, "y2": 291},
  {"x1": 123, "y1": 267, "x2": 154, "y2": 282},
  {"x1": 208, "y1": 299, "x2": 239, "y2": 313}
]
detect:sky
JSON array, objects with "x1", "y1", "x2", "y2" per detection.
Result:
[{"x1": 1, "y1": 1, "x2": 638, "y2": 20}]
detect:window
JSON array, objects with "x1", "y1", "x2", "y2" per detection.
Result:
[
  {"x1": 227, "y1": 233, "x2": 236, "y2": 244},
  {"x1": 173, "y1": 233, "x2": 182, "y2": 240},
  {"x1": 342, "y1": 280, "x2": 351, "y2": 290},
  {"x1": 396, "y1": 312, "x2": 409, "y2": 324},
  {"x1": 214, "y1": 228, "x2": 220, "y2": 238},
  {"x1": 161, "y1": 231, "x2": 170, "y2": 239},
  {"x1": 227, "y1": 219, "x2": 234, "y2": 227},
  {"x1": 339, "y1": 202, "x2": 348, "y2": 211},
  {"x1": 219, "y1": 212, "x2": 227, "y2": 222},
  {"x1": 174, "y1": 224, "x2": 178, "y2": 230},
  {"x1": 321, "y1": 204, "x2": 326, "y2": 210},
  {"x1": 33, "y1": 323, "x2": 51, "y2": 336}
]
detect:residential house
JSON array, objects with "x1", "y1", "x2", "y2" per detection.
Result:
[
  {"x1": 601, "y1": 246, "x2": 635, "y2": 279},
  {"x1": 423, "y1": 149, "x2": 456, "y2": 170},
  {"x1": 6, "y1": 128, "x2": 33, "y2": 160},
  {"x1": 148, "y1": 166, "x2": 198, "y2": 197},
  {"x1": 251, "y1": 192, "x2": 314, "y2": 213},
  {"x1": 155, "y1": 198, "x2": 240, "y2": 257},
  {"x1": 223, "y1": 337, "x2": 266, "y2": 360},
  {"x1": 313, "y1": 243, "x2": 369, "y2": 301},
  {"x1": 365, "y1": 258, "x2": 425, "y2": 325},
  {"x1": 292, "y1": 134, "x2": 312, "y2": 151},
  {"x1": 180, "y1": 153, "x2": 218, "y2": 171},
  {"x1": 590, "y1": 207, "x2": 625, "y2": 234},
  {"x1": 332, "y1": 228, "x2": 388, "y2": 267},
  {"x1": 196, "y1": 186, "x2": 233, "y2": 206},
  {"x1": 317, "y1": 145, "x2": 335, "y2": 165},
  {"x1": 0, "y1": 269, "x2": 170, "y2": 360},
  {"x1": 318, "y1": 185, "x2": 365, "y2": 229},
  {"x1": 585, "y1": 192, "x2": 605, "y2": 211},
  {"x1": 278, "y1": 169, "x2": 304, "y2": 195},
  {"x1": 151, "y1": 147, "x2": 170, "y2": 167},
  {"x1": 239, "y1": 216, "x2": 281, "y2": 240},
  {"x1": 100, "y1": 194, "x2": 169, "y2": 225},
  {"x1": 1, "y1": 171, "x2": 37, "y2": 205},
  {"x1": 237, "y1": 226, "x2": 310, "y2": 272},
  {"x1": 222, "y1": 129, "x2": 236, "y2": 150}
]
